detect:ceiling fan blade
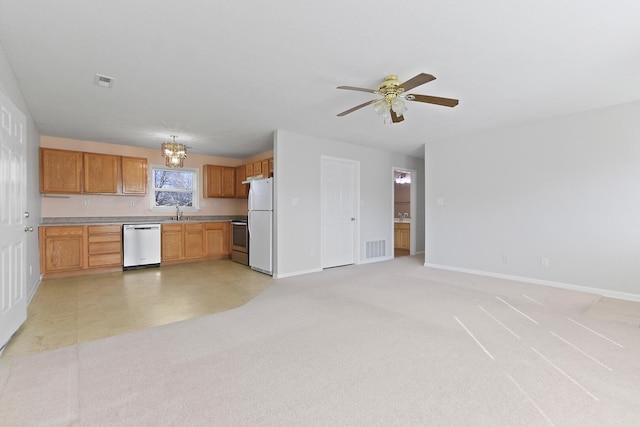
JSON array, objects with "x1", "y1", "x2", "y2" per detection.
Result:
[
  {"x1": 337, "y1": 99, "x2": 379, "y2": 117},
  {"x1": 391, "y1": 110, "x2": 404, "y2": 123},
  {"x1": 409, "y1": 94, "x2": 459, "y2": 107},
  {"x1": 336, "y1": 86, "x2": 378, "y2": 94},
  {"x1": 399, "y1": 73, "x2": 436, "y2": 91}
]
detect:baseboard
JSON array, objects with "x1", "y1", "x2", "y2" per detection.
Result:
[
  {"x1": 27, "y1": 275, "x2": 42, "y2": 305},
  {"x1": 358, "y1": 256, "x2": 393, "y2": 265},
  {"x1": 424, "y1": 263, "x2": 640, "y2": 302},
  {"x1": 274, "y1": 268, "x2": 323, "y2": 279}
]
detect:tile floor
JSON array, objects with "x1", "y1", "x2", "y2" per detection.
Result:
[{"x1": 1, "y1": 260, "x2": 273, "y2": 359}]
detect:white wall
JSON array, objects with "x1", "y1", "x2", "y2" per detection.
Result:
[
  {"x1": 0, "y1": 43, "x2": 42, "y2": 299},
  {"x1": 425, "y1": 100, "x2": 640, "y2": 300},
  {"x1": 274, "y1": 130, "x2": 424, "y2": 278}
]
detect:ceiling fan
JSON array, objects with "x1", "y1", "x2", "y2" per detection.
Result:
[{"x1": 336, "y1": 73, "x2": 459, "y2": 123}]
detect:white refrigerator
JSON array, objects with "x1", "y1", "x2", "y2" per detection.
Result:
[{"x1": 248, "y1": 178, "x2": 273, "y2": 275}]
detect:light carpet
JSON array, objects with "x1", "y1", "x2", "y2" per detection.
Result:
[{"x1": 1, "y1": 255, "x2": 639, "y2": 426}]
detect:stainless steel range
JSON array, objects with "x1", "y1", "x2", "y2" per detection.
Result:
[{"x1": 231, "y1": 220, "x2": 249, "y2": 265}]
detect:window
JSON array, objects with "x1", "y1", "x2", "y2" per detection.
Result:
[{"x1": 150, "y1": 166, "x2": 199, "y2": 210}]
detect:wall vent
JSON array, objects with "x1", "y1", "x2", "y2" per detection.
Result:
[
  {"x1": 365, "y1": 240, "x2": 386, "y2": 258},
  {"x1": 94, "y1": 74, "x2": 115, "y2": 88}
]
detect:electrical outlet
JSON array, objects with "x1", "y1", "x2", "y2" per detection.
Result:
[
  {"x1": 541, "y1": 257, "x2": 549, "y2": 267},
  {"x1": 129, "y1": 201, "x2": 135, "y2": 207},
  {"x1": 83, "y1": 199, "x2": 90, "y2": 206},
  {"x1": 501, "y1": 255, "x2": 509, "y2": 263}
]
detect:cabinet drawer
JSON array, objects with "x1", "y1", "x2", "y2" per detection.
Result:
[
  {"x1": 88, "y1": 225, "x2": 121, "y2": 234},
  {"x1": 204, "y1": 222, "x2": 226, "y2": 230},
  {"x1": 162, "y1": 223, "x2": 182, "y2": 232},
  {"x1": 88, "y1": 253, "x2": 122, "y2": 268},
  {"x1": 185, "y1": 223, "x2": 203, "y2": 232},
  {"x1": 89, "y1": 241, "x2": 122, "y2": 255},
  {"x1": 44, "y1": 226, "x2": 84, "y2": 236},
  {"x1": 88, "y1": 233, "x2": 121, "y2": 243}
]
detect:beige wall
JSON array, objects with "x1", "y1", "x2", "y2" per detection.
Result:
[{"x1": 40, "y1": 136, "x2": 272, "y2": 218}]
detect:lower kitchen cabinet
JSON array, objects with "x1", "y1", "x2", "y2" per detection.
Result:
[
  {"x1": 184, "y1": 223, "x2": 204, "y2": 260},
  {"x1": 161, "y1": 222, "x2": 231, "y2": 264},
  {"x1": 40, "y1": 221, "x2": 233, "y2": 277},
  {"x1": 87, "y1": 225, "x2": 122, "y2": 268},
  {"x1": 204, "y1": 222, "x2": 230, "y2": 257},
  {"x1": 40, "y1": 226, "x2": 84, "y2": 273},
  {"x1": 39, "y1": 225, "x2": 123, "y2": 278},
  {"x1": 161, "y1": 223, "x2": 184, "y2": 261}
]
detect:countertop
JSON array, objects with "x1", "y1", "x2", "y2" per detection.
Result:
[{"x1": 41, "y1": 215, "x2": 247, "y2": 226}]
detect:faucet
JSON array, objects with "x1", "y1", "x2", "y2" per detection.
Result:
[
  {"x1": 397, "y1": 212, "x2": 402, "y2": 221},
  {"x1": 403, "y1": 213, "x2": 409, "y2": 220},
  {"x1": 176, "y1": 203, "x2": 182, "y2": 221}
]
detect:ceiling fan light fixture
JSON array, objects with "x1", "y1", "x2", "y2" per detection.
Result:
[
  {"x1": 336, "y1": 72, "x2": 458, "y2": 123},
  {"x1": 374, "y1": 99, "x2": 390, "y2": 119}
]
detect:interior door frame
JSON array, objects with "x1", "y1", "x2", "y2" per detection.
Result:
[
  {"x1": 392, "y1": 166, "x2": 417, "y2": 256},
  {"x1": 321, "y1": 155, "x2": 360, "y2": 268}
]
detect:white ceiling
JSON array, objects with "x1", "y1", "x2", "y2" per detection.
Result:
[{"x1": 1, "y1": 1, "x2": 640, "y2": 159}]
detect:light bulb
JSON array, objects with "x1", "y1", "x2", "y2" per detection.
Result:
[{"x1": 391, "y1": 97, "x2": 406, "y2": 116}]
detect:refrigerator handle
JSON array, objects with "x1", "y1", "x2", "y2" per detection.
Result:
[
  {"x1": 247, "y1": 211, "x2": 252, "y2": 237},
  {"x1": 248, "y1": 186, "x2": 252, "y2": 211}
]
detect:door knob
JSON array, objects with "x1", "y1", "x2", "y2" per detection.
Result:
[
  {"x1": 24, "y1": 226, "x2": 34, "y2": 232},
  {"x1": 351, "y1": 217, "x2": 355, "y2": 221},
  {"x1": 24, "y1": 211, "x2": 30, "y2": 218}
]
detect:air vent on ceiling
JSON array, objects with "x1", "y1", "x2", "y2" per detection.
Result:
[{"x1": 94, "y1": 74, "x2": 114, "y2": 88}]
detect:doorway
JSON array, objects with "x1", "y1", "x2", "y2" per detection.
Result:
[
  {"x1": 321, "y1": 156, "x2": 359, "y2": 268},
  {"x1": 392, "y1": 168, "x2": 415, "y2": 258}
]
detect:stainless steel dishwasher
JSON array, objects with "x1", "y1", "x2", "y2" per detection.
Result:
[{"x1": 123, "y1": 224, "x2": 161, "y2": 270}]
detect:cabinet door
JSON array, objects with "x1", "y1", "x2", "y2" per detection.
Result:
[
  {"x1": 261, "y1": 159, "x2": 270, "y2": 177},
  {"x1": 253, "y1": 160, "x2": 262, "y2": 177},
  {"x1": 204, "y1": 222, "x2": 230, "y2": 257},
  {"x1": 221, "y1": 167, "x2": 236, "y2": 197},
  {"x1": 161, "y1": 224, "x2": 183, "y2": 261},
  {"x1": 121, "y1": 156, "x2": 148, "y2": 194},
  {"x1": 84, "y1": 152, "x2": 118, "y2": 193},
  {"x1": 400, "y1": 229, "x2": 410, "y2": 249},
  {"x1": 204, "y1": 165, "x2": 235, "y2": 198},
  {"x1": 204, "y1": 165, "x2": 222, "y2": 198},
  {"x1": 41, "y1": 226, "x2": 84, "y2": 272},
  {"x1": 245, "y1": 163, "x2": 254, "y2": 178},
  {"x1": 39, "y1": 148, "x2": 83, "y2": 193},
  {"x1": 184, "y1": 223, "x2": 204, "y2": 259},
  {"x1": 236, "y1": 165, "x2": 248, "y2": 199}
]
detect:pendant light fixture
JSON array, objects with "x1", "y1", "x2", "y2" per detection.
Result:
[{"x1": 161, "y1": 135, "x2": 187, "y2": 168}]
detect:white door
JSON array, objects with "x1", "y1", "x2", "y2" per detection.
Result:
[
  {"x1": 0, "y1": 90, "x2": 27, "y2": 350},
  {"x1": 322, "y1": 157, "x2": 358, "y2": 268}
]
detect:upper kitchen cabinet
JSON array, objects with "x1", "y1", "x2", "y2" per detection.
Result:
[
  {"x1": 204, "y1": 164, "x2": 236, "y2": 198},
  {"x1": 121, "y1": 156, "x2": 148, "y2": 194},
  {"x1": 84, "y1": 152, "x2": 118, "y2": 193},
  {"x1": 235, "y1": 165, "x2": 248, "y2": 199},
  {"x1": 40, "y1": 148, "x2": 83, "y2": 193}
]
